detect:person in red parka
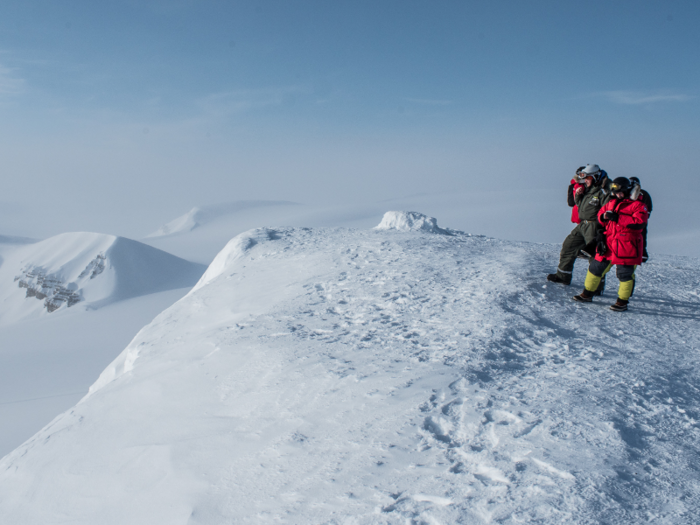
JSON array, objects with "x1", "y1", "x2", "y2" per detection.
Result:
[
  {"x1": 568, "y1": 167, "x2": 585, "y2": 224},
  {"x1": 572, "y1": 177, "x2": 649, "y2": 312}
]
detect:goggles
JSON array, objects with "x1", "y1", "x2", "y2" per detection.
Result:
[{"x1": 610, "y1": 183, "x2": 629, "y2": 193}]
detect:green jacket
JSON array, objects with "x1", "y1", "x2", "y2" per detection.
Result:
[{"x1": 574, "y1": 179, "x2": 612, "y2": 222}]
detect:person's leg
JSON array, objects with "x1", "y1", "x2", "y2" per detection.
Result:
[
  {"x1": 584, "y1": 259, "x2": 612, "y2": 292},
  {"x1": 616, "y1": 265, "x2": 636, "y2": 300},
  {"x1": 573, "y1": 259, "x2": 611, "y2": 302},
  {"x1": 611, "y1": 265, "x2": 636, "y2": 311},
  {"x1": 550, "y1": 227, "x2": 586, "y2": 284}
]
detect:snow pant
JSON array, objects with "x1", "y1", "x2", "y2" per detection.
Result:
[
  {"x1": 555, "y1": 221, "x2": 600, "y2": 282},
  {"x1": 584, "y1": 259, "x2": 637, "y2": 301}
]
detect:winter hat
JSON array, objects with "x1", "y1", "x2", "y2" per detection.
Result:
[
  {"x1": 611, "y1": 177, "x2": 632, "y2": 196},
  {"x1": 581, "y1": 164, "x2": 602, "y2": 183}
]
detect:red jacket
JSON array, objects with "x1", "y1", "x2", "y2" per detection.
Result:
[
  {"x1": 596, "y1": 198, "x2": 649, "y2": 265},
  {"x1": 568, "y1": 178, "x2": 584, "y2": 223}
]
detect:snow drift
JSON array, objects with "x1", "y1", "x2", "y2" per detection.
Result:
[
  {"x1": 0, "y1": 232, "x2": 206, "y2": 325},
  {"x1": 1, "y1": 212, "x2": 699, "y2": 523},
  {"x1": 375, "y1": 210, "x2": 451, "y2": 234}
]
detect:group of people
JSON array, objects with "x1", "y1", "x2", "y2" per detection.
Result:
[{"x1": 547, "y1": 164, "x2": 653, "y2": 312}]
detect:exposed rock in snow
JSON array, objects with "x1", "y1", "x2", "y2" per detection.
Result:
[
  {"x1": 1, "y1": 216, "x2": 700, "y2": 523},
  {"x1": 0, "y1": 232, "x2": 206, "y2": 325},
  {"x1": 375, "y1": 211, "x2": 451, "y2": 234}
]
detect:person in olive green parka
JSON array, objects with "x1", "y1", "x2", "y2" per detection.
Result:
[{"x1": 547, "y1": 164, "x2": 611, "y2": 285}]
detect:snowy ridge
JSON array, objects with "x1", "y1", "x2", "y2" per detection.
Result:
[
  {"x1": 192, "y1": 227, "x2": 281, "y2": 293},
  {"x1": 1, "y1": 213, "x2": 699, "y2": 523},
  {"x1": 0, "y1": 232, "x2": 206, "y2": 325},
  {"x1": 146, "y1": 201, "x2": 299, "y2": 238}
]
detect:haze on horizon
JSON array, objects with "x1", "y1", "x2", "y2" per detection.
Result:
[{"x1": 0, "y1": 1, "x2": 698, "y2": 256}]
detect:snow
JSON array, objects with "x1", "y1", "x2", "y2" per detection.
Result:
[
  {"x1": 0, "y1": 232, "x2": 206, "y2": 325},
  {"x1": 0, "y1": 287, "x2": 193, "y2": 456},
  {"x1": 0, "y1": 232, "x2": 206, "y2": 456},
  {"x1": 374, "y1": 211, "x2": 450, "y2": 234},
  {"x1": 146, "y1": 201, "x2": 300, "y2": 238},
  {"x1": 1, "y1": 211, "x2": 699, "y2": 523}
]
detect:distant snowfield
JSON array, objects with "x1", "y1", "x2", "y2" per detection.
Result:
[
  {"x1": 146, "y1": 200, "x2": 300, "y2": 238},
  {"x1": 2, "y1": 212, "x2": 699, "y2": 523}
]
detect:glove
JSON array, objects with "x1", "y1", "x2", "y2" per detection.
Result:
[
  {"x1": 604, "y1": 211, "x2": 619, "y2": 222},
  {"x1": 595, "y1": 230, "x2": 607, "y2": 256}
]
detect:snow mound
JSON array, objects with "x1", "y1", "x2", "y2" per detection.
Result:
[
  {"x1": 146, "y1": 201, "x2": 299, "y2": 238},
  {"x1": 0, "y1": 232, "x2": 206, "y2": 325},
  {"x1": 375, "y1": 210, "x2": 450, "y2": 234},
  {"x1": 1, "y1": 226, "x2": 699, "y2": 523},
  {"x1": 147, "y1": 207, "x2": 201, "y2": 237}
]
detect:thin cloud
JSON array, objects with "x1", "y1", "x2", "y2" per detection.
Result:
[
  {"x1": 596, "y1": 90, "x2": 692, "y2": 105},
  {"x1": 0, "y1": 64, "x2": 25, "y2": 96},
  {"x1": 403, "y1": 97, "x2": 453, "y2": 106},
  {"x1": 197, "y1": 86, "x2": 307, "y2": 116}
]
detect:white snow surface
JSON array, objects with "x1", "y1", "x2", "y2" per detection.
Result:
[
  {"x1": 0, "y1": 287, "x2": 194, "y2": 456},
  {"x1": 2, "y1": 214, "x2": 700, "y2": 523},
  {"x1": 0, "y1": 232, "x2": 206, "y2": 325}
]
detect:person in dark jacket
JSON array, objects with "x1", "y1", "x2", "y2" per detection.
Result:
[
  {"x1": 547, "y1": 164, "x2": 611, "y2": 285},
  {"x1": 573, "y1": 177, "x2": 649, "y2": 311},
  {"x1": 629, "y1": 176, "x2": 653, "y2": 262}
]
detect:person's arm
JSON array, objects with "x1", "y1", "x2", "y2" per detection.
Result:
[
  {"x1": 567, "y1": 183, "x2": 576, "y2": 207},
  {"x1": 598, "y1": 201, "x2": 613, "y2": 225},
  {"x1": 620, "y1": 202, "x2": 648, "y2": 229}
]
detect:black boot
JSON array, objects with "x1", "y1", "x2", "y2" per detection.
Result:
[
  {"x1": 547, "y1": 273, "x2": 572, "y2": 285},
  {"x1": 610, "y1": 298, "x2": 629, "y2": 312},
  {"x1": 573, "y1": 289, "x2": 594, "y2": 303}
]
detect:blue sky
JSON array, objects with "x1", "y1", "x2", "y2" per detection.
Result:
[{"x1": 0, "y1": 1, "x2": 698, "y2": 252}]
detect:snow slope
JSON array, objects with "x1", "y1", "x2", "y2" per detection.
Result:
[
  {"x1": 0, "y1": 287, "x2": 194, "y2": 457},
  {"x1": 1, "y1": 212, "x2": 699, "y2": 523},
  {"x1": 0, "y1": 232, "x2": 206, "y2": 325}
]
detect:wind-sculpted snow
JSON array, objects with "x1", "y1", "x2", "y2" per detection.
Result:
[
  {"x1": 1, "y1": 224, "x2": 700, "y2": 524},
  {"x1": 0, "y1": 232, "x2": 206, "y2": 325},
  {"x1": 375, "y1": 210, "x2": 451, "y2": 234}
]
